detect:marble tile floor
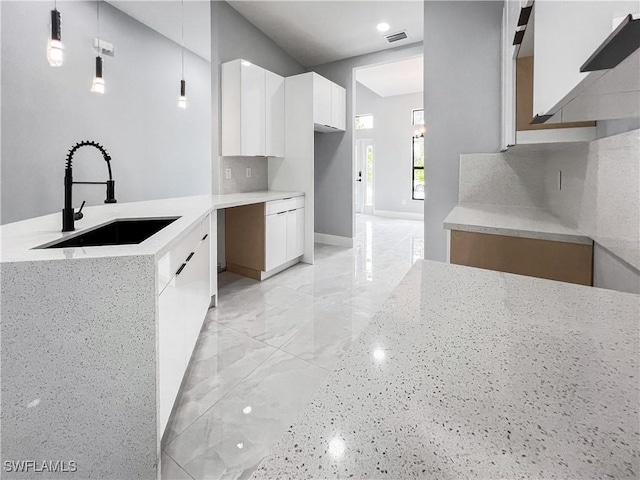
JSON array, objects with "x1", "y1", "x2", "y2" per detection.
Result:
[{"x1": 162, "y1": 214, "x2": 424, "y2": 480}]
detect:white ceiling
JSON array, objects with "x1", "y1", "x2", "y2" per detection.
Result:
[
  {"x1": 107, "y1": 1, "x2": 211, "y2": 61},
  {"x1": 356, "y1": 55, "x2": 422, "y2": 97},
  {"x1": 226, "y1": 1, "x2": 423, "y2": 67}
]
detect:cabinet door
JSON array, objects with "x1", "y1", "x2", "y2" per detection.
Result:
[
  {"x1": 532, "y1": 1, "x2": 639, "y2": 116},
  {"x1": 241, "y1": 62, "x2": 266, "y2": 156},
  {"x1": 179, "y1": 236, "x2": 211, "y2": 366},
  {"x1": 295, "y1": 207, "x2": 305, "y2": 258},
  {"x1": 158, "y1": 276, "x2": 186, "y2": 434},
  {"x1": 265, "y1": 212, "x2": 287, "y2": 271},
  {"x1": 265, "y1": 70, "x2": 285, "y2": 157},
  {"x1": 331, "y1": 83, "x2": 346, "y2": 131},
  {"x1": 313, "y1": 74, "x2": 332, "y2": 127},
  {"x1": 286, "y1": 210, "x2": 297, "y2": 262}
]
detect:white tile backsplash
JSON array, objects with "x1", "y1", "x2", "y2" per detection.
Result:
[
  {"x1": 220, "y1": 157, "x2": 268, "y2": 194},
  {"x1": 459, "y1": 152, "x2": 545, "y2": 207},
  {"x1": 544, "y1": 129, "x2": 640, "y2": 270}
]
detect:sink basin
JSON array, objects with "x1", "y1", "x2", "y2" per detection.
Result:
[{"x1": 37, "y1": 217, "x2": 180, "y2": 249}]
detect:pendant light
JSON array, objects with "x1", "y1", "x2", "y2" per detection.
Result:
[
  {"x1": 178, "y1": 0, "x2": 187, "y2": 109},
  {"x1": 91, "y1": 1, "x2": 105, "y2": 94},
  {"x1": 47, "y1": 0, "x2": 64, "y2": 67}
]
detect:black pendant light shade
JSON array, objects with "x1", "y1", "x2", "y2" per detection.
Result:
[{"x1": 47, "y1": 8, "x2": 64, "y2": 66}]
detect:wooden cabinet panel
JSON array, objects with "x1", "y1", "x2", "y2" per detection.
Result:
[
  {"x1": 224, "y1": 203, "x2": 265, "y2": 271},
  {"x1": 516, "y1": 56, "x2": 595, "y2": 131},
  {"x1": 450, "y1": 230, "x2": 593, "y2": 286}
]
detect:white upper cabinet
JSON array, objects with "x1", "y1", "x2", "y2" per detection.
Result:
[
  {"x1": 266, "y1": 70, "x2": 285, "y2": 157},
  {"x1": 222, "y1": 59, "x2": 285, "y2": 157},
  {"x1": 312, "y1": 73, "x2": 346, "y2": 132},
  {"x1": 331, "y1": 83, "x2": 346, "y2": 131},
  {"x1": 528, "y1": 1, "x2": 640, "y2": 121},
  {"x1": 313, "y1": 73, "x2": 333, "y2": 127}
]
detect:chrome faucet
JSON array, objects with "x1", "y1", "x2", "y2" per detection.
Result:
[{"x1": 62, "y1": 140, "x2": 117, "y2": 232}]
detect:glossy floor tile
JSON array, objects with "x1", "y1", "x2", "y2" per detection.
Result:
[
  {"x1": 165, "y1": 350, "x2": 329, "y2": 480},
  {"x1": 162, "y1": 214, "x2": 423, "y2": 480}
]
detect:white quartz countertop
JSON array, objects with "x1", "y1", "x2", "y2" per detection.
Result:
[
  {"x1": 444, "y1": 203, "x2": 592, "y2": 245},
  {"x1": 0, "y1": 191, "x2": 303, "y2": 263},
  {"x1": 253, "y1": 260, "x2": 640, "y2": 479}
]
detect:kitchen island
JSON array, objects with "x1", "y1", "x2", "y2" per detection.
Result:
[
  {"x1": 0, "y1": 191, "x2": 303, "y2": 480},
  {"x1": 252, "y1": 260, "x2": 639, "y2": 479}
]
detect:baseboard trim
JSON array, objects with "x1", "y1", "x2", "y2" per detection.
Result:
[
  {"x1": 314, "y1": 233, "x2": 354, "y2": 248},
  {"x1": 373, "y1": 210, "x2": 424, "y2": 221}
]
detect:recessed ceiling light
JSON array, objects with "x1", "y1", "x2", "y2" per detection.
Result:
[{"x1": 376, "y1": 23, "x2": 390, "y2": 32}]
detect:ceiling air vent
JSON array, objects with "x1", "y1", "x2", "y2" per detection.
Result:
[{"x1": 385, "y1": 31, "x2": 408, "y2": 43}]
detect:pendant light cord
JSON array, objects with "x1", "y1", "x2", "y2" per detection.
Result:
[
  {"x1": 96, "y1": 0, "x2": 101, "y2": 48},
  {"x1": 181, "y1": 0, "x2": 185, "y2": 81}
]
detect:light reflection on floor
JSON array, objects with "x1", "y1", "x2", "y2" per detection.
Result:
[{"x1": 161, "y1": 214, "x2": 424, "y2": 480}]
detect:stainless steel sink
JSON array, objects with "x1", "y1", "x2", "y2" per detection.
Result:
[{"x1": 37, "y1": 217, "x2": 180, "y2": 249}]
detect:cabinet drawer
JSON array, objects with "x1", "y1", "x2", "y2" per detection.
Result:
[
  {"x1": 157, "y1": 217, "x2": 207, "y2": 294},
  {"x1": 266, "y1": 198, "x2": 296, "y2": 215},
  {"x1": 293, "y1": 196, "x2": 304, "y2": 209}
]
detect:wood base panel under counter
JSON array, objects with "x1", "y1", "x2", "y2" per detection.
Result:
[
  {"x1": 224, "y1": 202, "x2": 266, "y2": 272},
  {"x1": 450, "y1": 230, "x2": 593, "y2": 286}
]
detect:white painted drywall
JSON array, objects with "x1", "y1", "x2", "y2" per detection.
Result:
[
  {"x1": 1, "y1": 1, "x2": 211, "y2": 225},
  {"x1": 423, "y1": 0, "x2": 502, "y2": 261}
]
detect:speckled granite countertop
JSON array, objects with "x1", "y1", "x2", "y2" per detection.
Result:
[
  {"x1": 444, "y1": 203, "x2": 591, "y2": 245},
  {"x1": 0, "y1": 191, "x2": 303, "y2": 263},
  {"x1": 252, "y1": 260, "x2": 639, "y2": 479}
]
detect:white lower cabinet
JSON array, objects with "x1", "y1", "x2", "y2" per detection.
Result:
[
  {"x1": 158, "y1": 215, "x2": 211, "y2": 434},
  {"x1": 294, "y1": 207, "x2": 305, "y2": 258},
  {"x1": 265, "y1": 211, "x2": 287, "y2": 271},
  {"x1": 265, "y1": 199, "x2": 305, "y2": 272},
  {"x1": 286, "y1": 207, "x2": 305, "y2": 261}
]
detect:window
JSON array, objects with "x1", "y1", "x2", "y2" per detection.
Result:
[
  {"x1": 412, "y1": 136, "x2": 425, "y2": 200},
  {"x1": 365, "y1": 144, "x2": 374, "y2": 207},
  {"x1": 412, "y1": 108, "x2": 424, "y2": 125},
  {"x1": 355, "y1": 114, "x2": 374, "y2": 129}
]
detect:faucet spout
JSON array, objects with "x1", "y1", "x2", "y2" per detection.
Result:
[{"x1": 62, "y1": 140, "x2": 117, "y2": 232}]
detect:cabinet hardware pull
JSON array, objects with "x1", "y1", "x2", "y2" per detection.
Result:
[
  {"x1": 186, "y1": 252, "x2": 194, "y2": 262},
  {"x1": 202, "y1": 234, "x2": 208, "y2": 241},
  {"x1": 517, "y1": 6, "x2": 532, "y2": 26},
  {"x1": 176, "y1": 263, "x2": 187, "y2": 275}
]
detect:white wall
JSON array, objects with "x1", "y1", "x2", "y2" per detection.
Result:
[
  {"x1": 311, "y1": 42, "x2": 424, "y2": 239},
  {"x1": 355, "y1": 82, "x2": 424, "y2": 216},
  {"x1": 423, "y1": 0, "x2": 503, "y2": 261},
  {"x1": 1, "y1": 1, "x2": 211, "y2": 225}
]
